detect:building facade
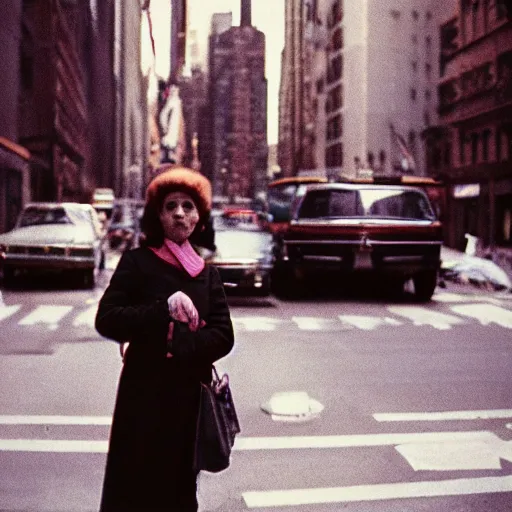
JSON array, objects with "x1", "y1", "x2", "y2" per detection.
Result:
[
  {"x1": 0, "y1": 0, "x2": 30, "y2": 233},
  {"x1": 113, "y1": 0, "x2": 147, "y2": 199},
  {"x1": 18, "y1": 0, "x2": 90, "y2": 202},
  {"x1": 280, "y1": 0, "x2": 455, "y2": 178},
  {"x1": 208, "y1": 0, "x2": 268, "y2": 200},
  {"x1": 425, "y1": 0, "x2": 512, "y2": 251}
]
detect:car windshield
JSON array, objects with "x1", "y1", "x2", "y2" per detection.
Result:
[
  {"x1": 298, "y1": 188, "x2": 436, "y2": 221},
  {"x1": 18, "y1": 207, "x2": 75, "y2": 227}
]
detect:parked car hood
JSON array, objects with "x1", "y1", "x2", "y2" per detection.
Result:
[{"x1": 0, "y1": 224, "x2": 94, "y2": 246}]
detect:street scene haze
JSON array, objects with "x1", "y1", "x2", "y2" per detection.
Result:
[{"x1": 0, "y1": 0, "x2": 512, "y2": 511}]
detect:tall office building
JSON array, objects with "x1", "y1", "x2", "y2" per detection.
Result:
[
  {"x1": 280, "y1": 0, "x2": 454, "y2": 178},
  {"x1": 208, "y1": 0, "x2": 268, "y2": 199}
]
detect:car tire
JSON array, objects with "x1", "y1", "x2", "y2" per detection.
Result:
[
  {"x1": 82, "y1": 269, "x2": 95, "y2": 289},
  {"x1": 413, "y1": 270, "x2": 438, "y2": 302},
  {"x1": 2, "y1": 267, "x2": 15, "y2": 288}
]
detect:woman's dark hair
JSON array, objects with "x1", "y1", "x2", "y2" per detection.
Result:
[{"x1": 141, "y1": 184, "x2": 208, "y2": 247}]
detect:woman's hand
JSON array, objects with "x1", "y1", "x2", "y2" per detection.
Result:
[{"x1": 167, "y1": 291, "x2": 201, "y2": 331}]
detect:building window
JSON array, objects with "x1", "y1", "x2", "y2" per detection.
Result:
[
  {"x1": 471, "y1": 133, "x2": 479, "y2": 163},
  {"x1": 410, "y1": 88, "x2": 417, "y2": 101},
  {"x1": 20, "y1": 53, "x2": 33, "y2": 90},
  {"x1": 482, "y1": 129, "x2": 491, "y2": 161},
  {"x1": 327, "y1": 55, "x2": 343, "y2": 84},
  {"x1": 426, "y1": 10, "x2": 433, "y2": 20},
  {"x1": 425, "y1": 62, "x2": 432, "y2": 78},
  {"x1": 325, "y1": 142, "x2": 343, "y2": 167},
  {"x1": 412, "y1": 61, "x2": 418, "y2": 72},
  {"x1": 316, "y1": 79, "x2": 324, "y2": 94},
  {"x1": 327, "y1": 114, "x2": 342, "y2": 141},
  {"x1": 496, "y1": 128, "x2": 502, "y2": 161},
  {"x1": 425, "y1": 35, "x2": 432, "y2": 48},
  {"x1": 444, "y1": 142, "x2": 452, "y2": 166},
  {"x1": 425, "y1": 89, "x2": 431, "y2": 101},
  {"x1": 390, "y1": 9, "x2": 401, "y2": 20},
  {"x1": 412, "y1": 10, "x2": 419, "y2": 20},
  {"x1": 412, "y1": 34, "x2": 418, "y2": 44}
]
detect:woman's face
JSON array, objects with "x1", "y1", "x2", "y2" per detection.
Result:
[{"x1": 159, "y1": 191, "x2": 200, "y2": 244}]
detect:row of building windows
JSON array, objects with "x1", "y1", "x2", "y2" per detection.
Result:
[
  {"x1": 459, "y1": 126, "x2": 512, "y2": 165},
  {"x1": 410, "y1": 88, "x2": 432, "y2": 101},
  {"x1": 390, "y1": 9, "x2": 433, "y2": 21},
  {"x1": 411, "y1": 61, "x2": 432, "y2": 78}
]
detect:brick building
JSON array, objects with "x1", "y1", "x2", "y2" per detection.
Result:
[
  {"x1": 208, "y1": 0, "x2": 268, "y2": 200},
  {"x1": 424, "y1": 0, "x2": 512, "y2": 251},
  {"x1": 0, "y1": 0, "x2": 30, "y2": 233},
  {"x1": 18, "y1": 0, "x2": 90, "y2": 202}
]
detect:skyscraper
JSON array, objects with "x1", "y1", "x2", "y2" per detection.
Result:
[{"x1": 208, "y1": 0, "x2": 268, "y2": 200}]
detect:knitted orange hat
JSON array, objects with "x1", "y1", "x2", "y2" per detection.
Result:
[{"x1": 145, "y1": 165, "x2": 212, "y2": 220}]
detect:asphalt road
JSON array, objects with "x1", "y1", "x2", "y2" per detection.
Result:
[{"x1": 0, "y1": 264, "x2": 512, "y2": 512}]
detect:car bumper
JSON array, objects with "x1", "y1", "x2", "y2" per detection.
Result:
[
  {"x1": 2, "y1": 254, "x2": 96, "y2": 270},
  {"x1": 284, "y1": 243, "x2": 441, "y2": 276},
  {"x1": 213, "y1": 263, "x2": 272, "y2": 293}
]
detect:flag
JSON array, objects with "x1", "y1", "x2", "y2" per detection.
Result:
[{"x1": 391, "y1": 125, "x2": 416, "y2": 172}]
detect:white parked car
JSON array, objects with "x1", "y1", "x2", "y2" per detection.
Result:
[{"x1": 0, "y1": 202, "x2": 106, "y2": 288}]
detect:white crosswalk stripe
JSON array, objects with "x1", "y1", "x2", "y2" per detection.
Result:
[
  {"x1": 1, "y1": 296, "x2": 512, "y2": 332},
  {"x1": 450, "y1": 303, "x2": 512, "y2": 329},
  {"x1": 0, "y1": 304, "x2": 20, "y2": 322},
  {"x1": 17, "y1": 305, "x2": 73, "y2": 330},
  {"x1": 387, "y1": 306, "x2": 465, "y2": 330}
]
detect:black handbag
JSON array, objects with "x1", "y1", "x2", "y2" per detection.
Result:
[{"x1": 193, "y1": 365, "x2": 241, "y2": 473}]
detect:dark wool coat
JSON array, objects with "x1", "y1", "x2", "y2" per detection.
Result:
[{"x1": 95, "y1": 247, "x2": 234, "y2": 512}]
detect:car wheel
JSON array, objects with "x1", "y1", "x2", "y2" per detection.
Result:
[
  {"x1": 413, "y1": 270, "x2": 438, "y2": 302},
  {"x1": 2, "y1": 267, "x2": 15, "y2": 288},
  {"x1": 82, "y1": 269, "x2": 95, "y2": 289}
]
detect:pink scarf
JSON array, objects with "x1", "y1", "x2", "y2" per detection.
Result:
[{"x1": 150, "y1": 238, "x2": 205, "y2": 277}]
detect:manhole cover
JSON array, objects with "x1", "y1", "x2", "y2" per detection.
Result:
[{"x1": 261, "y1": 391, "x2": 324, "y2": 422}]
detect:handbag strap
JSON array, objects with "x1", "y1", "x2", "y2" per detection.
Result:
[{"x1": 212, "y1": 364, "x2": 221, "y2": 383}]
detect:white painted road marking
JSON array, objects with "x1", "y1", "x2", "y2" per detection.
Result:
[
  {"x1": 2, "y1": 300, "x2": 512, "y2": 332},
  {"x1": 395, "y1": 438, "x2": 512, "y2": 471},
  {"x1": 72, "y1": 305, "x2": 98, "y2": 327},
  {"x1": 291, "y1": 317, "x2": 340, "y2": 331},
  {"x1": 18, "y1": 305, "x2": 73, "y2": 330},
  {"x1": 0, "y1": 439, "x2": 108, "y2": 453},
  {"x1": 242, "y1": 476, "x2": 512, "y2": 508},
  {"x1": 387, "y1": 306, "x2": 465, "y2": 330},
  {"x1": 233, "y1": 431, "x2": 495, "y2": 450},
  {"x1": 338, "y1": 315, "x2": 402, "y2": 330},
  {"x1": 232, "y1": 316, "x2": 283, "y2": 331},
  {"x1": 0, "y1": 415, "x2": 112, "y2": 425},
  {"x1": 374, "y1": 409, "x2": 512, "y2": 422},
  {"x1": 450, "y1": 304, "x2": 512, "y2": 329},
  {"x1": 0, "y1": 304, "x2": 21, "y2": 322},
  {"x1": 0, "y1": 429, "x2": 496, "y2": 453}
]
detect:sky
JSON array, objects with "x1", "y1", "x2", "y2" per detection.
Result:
[{"x1": 146, "y1": 0, "x2": 285, "y2": 145}]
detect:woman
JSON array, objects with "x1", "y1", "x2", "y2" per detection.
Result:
[{"x1": 95, "y1": 165, "x2": 234, "y2": 511}]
